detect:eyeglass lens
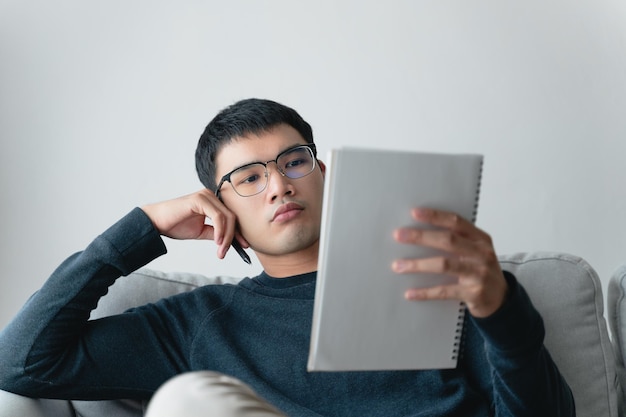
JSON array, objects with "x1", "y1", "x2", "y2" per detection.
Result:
[{"x1": 230, "y1": 146, "x2": 315, "y2": 196}]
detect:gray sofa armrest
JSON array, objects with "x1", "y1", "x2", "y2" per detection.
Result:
[{"x1": 499, "y1": 252, "x2": 620, "y2": 417}]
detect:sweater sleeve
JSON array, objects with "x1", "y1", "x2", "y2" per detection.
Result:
[
  {"x1": 0, "y1": 208, "x2": 181, "y2": 400},
  {"x1": 467, "y1": 271, "x2": 576, "y2": 417}
]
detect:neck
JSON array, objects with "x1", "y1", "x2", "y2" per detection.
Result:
[{"x1": 255, "y1": 241, "x2": 319, "y2": 278}]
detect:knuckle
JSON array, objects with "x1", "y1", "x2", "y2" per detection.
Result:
[
  {"x1": 449, "y1": 213, "x2": 461, "y2": 228},
  {"x1": 435, "y1": 286, "x2": 449, "y2": 299},
  {"x1": 482, "y1": 250, "x2": 498, "y2": 269},
  {"x1": 437, "y1": 257, "x2": 452, "y2": 271},
  {"x1": 224, "y1": 210, "x2": 237, "y2": 223},
  {"x1": 216, "y1": 210, "x2": 227, "y2": 222},
  {"x1": 475, "y1": 263, "x2": 490, "y2": 279},
  {"x1": 437, "y1": 232, "x2": 455, "y2": 248}
]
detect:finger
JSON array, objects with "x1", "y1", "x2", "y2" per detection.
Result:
[
  {"x1": 405, "y1": 284, "x2": 460, "y2": 301},
  {"x1": 234, "y1": 231, "x2": 250, "y2": 249},
  {"x1": 392, "y1": 256, "x2": 477, "y2": 276},
  {"x1": 395, "y1": 254, "x2": 508, "y2": 317},
  {"x1": 194, "y1": 223, "x2": 217, "y2": 241},
  {"x1": 190, "y1": 191, "x2": 237, "y2": 258},
  {"x1": 404, "y1": 272, "x2": 508, "y2": 318},
  {"x1": 197, "y1": 191, "x2": 235, "y2": 241},
  {"x1": 411, "y1": 208, "x2": 489, "y2": 240},
  {"x1": 210, "y1": 210, "x2": 237, "y2": 259},
  {"x1": 393, "y1": 228, "x2": 479, "y2": 257}
]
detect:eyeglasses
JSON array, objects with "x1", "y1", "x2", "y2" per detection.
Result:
[{"x1": 216, "y1": 144, "x2": 317, "y2": 198}]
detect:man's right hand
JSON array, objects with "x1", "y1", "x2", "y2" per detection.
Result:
[{"x1": 141, "y1": 189, "x2": 248, "y2": 260}]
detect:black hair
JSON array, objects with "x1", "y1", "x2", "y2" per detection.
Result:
[{"x1": 195, "y1": 98, "x2": 315, "y2": 192}]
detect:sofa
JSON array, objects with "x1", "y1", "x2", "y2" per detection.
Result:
[
  {"x1": 609, "y1": 263, "x2": 626, "y2": 415},
  {"x1": 0, "y1": 252, "x2": 623, "y2": 417}
]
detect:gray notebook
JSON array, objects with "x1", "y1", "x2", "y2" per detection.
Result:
[{"x1": 308, "y1": 147, "x2": 483, "y2": 371}]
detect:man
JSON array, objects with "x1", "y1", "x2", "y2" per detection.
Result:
[{"x1": 0, "y1": 98, "x2": 575, "y2": 416}]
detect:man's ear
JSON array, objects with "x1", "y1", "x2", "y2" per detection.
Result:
[{"x1": 318, "y1": 160, "x2": 326, "y2": 176}]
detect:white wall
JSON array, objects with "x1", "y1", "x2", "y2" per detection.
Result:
[{"x1": 1, "y1": 0, "x2": 625, "y2": 329}]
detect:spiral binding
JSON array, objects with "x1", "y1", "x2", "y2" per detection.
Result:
[
  {"x1": 471, "y1": 158, "x2": 484, "y2": 224},
  {"x1": 453, "y1": 157, "x2": 482, "y2": 361},
  {"x1": 451, "y1": 302, "x2": 467, "y2": 361}
]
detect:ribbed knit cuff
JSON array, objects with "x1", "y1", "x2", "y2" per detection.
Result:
[
  {"x1": 469, "y1": 271, "x2": 545, "y2": 353},
  {"x1": 98, "y1": 207, "x2": 167, "y2": 275}
]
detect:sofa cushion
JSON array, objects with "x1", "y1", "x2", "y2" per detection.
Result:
[
  {"x1": 90, "y1": 268, "x2": 240, "y2": 320},
  {"x1": 608, "y1": 264, "x2": 626, "y2": 410},
  {"x1": 499, "y1": 252, "x2": 620, "y2": 417},
  {"x1": 609, "y1": 265, "x2": 626, "y2": 364}
]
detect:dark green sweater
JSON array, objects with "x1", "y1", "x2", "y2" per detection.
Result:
[{"x1": 0, "y1": 208, "x2": 575, "y2": 416}]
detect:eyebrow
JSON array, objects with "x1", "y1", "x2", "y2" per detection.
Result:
[{"x1": 226, "y1": 143, "x2": 306, "y2": 174}]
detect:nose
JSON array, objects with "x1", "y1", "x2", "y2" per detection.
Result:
[{"x1": 265, "y1": 162, "x2": 294, "y2": 201}]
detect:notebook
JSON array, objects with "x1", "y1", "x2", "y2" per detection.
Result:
[{"x1": 308, "y1": 147, "x2": 483, "y2": 371}]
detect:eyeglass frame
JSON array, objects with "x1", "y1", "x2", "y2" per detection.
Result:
[{"x1": 215, "y1": 143, "x2": 318, "y2": 198}]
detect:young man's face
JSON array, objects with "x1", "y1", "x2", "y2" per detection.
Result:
[{"x1": 214, "y1": 124, "x2": 326, "y2": 258}]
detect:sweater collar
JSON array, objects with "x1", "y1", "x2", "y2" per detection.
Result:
[{"x1": 253, "y1": 270, "x2": 317, "y2": 289}]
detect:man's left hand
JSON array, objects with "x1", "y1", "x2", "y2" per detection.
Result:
[{"x1": 391, "y1": 208, "x2": 508, "y2": 318}]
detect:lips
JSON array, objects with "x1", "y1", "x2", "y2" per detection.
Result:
[{"x1": 272, "y1": 202, "x2": 304, "y2": 222}]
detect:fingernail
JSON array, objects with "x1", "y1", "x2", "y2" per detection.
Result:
[
  {"x1": 395, "y1": 229, "x2": 410, "y2": 241},
  {"x1": 405, "y1": 289, "x2": 422, "y2": 300},
  {"x1": 413, "y1": 208, "x2": 432, "y2": 219},
  {"x1": 393, "y1": 260, "x2": 409, "y2": 272}
]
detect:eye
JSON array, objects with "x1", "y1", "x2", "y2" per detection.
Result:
[
  {"x1": 238, "y1": 173, "x2": 261, "y2": 185},
  {"x1": 280, "y1": 147, "x2": 312, "y2": 171},
  {"x1": 284, "y1": 157, "x2": 307, "y2": 169}
]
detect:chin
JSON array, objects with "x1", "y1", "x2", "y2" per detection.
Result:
[{"x1": 253, "y1": 228, "x2": 319, "y2": 256}]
